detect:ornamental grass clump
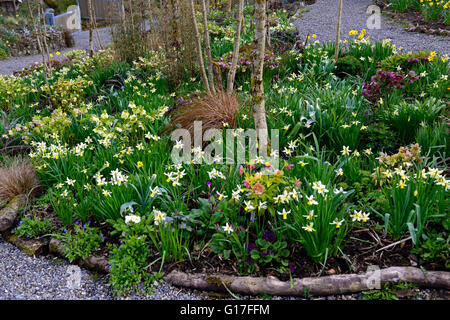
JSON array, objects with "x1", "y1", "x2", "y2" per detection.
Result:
[
  {"x1": 0, "y1": 157, "x2": 40, "y2": 202},
  {"x1": 166, "y1": 90, "x2": 238, "y2": 138}
]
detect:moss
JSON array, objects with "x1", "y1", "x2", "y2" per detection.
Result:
[
  {"x1": 335, "y1": 55, "x2": 364, "y2": 78},
  {"x1": 205, "y1": 275, "x2": 234, "y2": 288}
]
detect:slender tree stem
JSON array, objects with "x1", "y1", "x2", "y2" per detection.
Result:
[
  {"x1": 334, "y1": 0, "x2": 343, "y2": 60},
  {"x1": 188, "y1": 0, "x2": 211, "y2": 95}
]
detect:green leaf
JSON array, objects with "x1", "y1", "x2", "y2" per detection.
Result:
[
  {"x1": 250, "y1": 250, "x2": 260, "y2": 260},
  {"x1": 407, "y1": 222, "x2": 417, "y2": 245},
  {"x1": 263, "y1": 255, "x2": 272, "y2": 263},
  {"x1": 384, "y1": 213, "x2": 390, "y2": 235},
  {"x1": 119, "y1": 201, "x2": 138, "y2": 217}
]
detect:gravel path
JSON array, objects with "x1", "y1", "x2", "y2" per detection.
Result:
[
  {"x1": 294, "y1": 0, "x2": 450, "y2": 55},
  {"x1": 0, "y1": 235, "x2": 200, "y2": 300},
  {"x1": 0, "y1": 27, "x2": 112, "y2": 76},
  {"x1": 2, "y1": 1, "x2": 449, "y2": 76}
]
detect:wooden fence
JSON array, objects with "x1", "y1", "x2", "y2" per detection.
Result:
[
  {"x1": 76, "y1": 0, "x2": 122, "y2": 21},
  {"x1": 0, "y1": 0, "x2": 17, "y2": 14}
]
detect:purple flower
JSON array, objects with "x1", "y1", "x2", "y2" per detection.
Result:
[
  {"x1": 247, "y1": 243, "x2": 257, "y2": 253},
  {"x1": 262, "y1": 232, "x2": 277, "y2": 243}
]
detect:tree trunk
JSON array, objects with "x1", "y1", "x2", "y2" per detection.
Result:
[
  {"x1": 334, "y1": 0, "x2": 343, "y2": 60},
  {"x1": 251, "y1": 0, "x2": 269, "y2": 156},
  {"x1": 200, "y1": 0, "x2": 216, "y2": 94},
  {"x1": 164, "y1": 267, "x2": 450, "y2": 296},
  {"x1": 88, "y1": 0, "x2": 94, "y2": 56},
  {"x1": 27, "y1": 0, "x2": 49, "y2": 84},
  {"x1": 188, "y1": 0, "x2": 211, "y2": 95},
  {"x1": 226, "y1": 0, "x2": 244, "y2": 95},
  {"x1": 265, "y1": 2, "x2": 271, "y2": 48},
  {"x1": 227, "y1": 0, "x2": 233, "y2": 18}
]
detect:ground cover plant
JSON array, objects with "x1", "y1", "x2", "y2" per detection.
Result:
[{"x1": 0, "y1": 0, "x2": 448, "y2": 298}]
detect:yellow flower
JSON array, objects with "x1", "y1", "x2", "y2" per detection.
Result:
[
  {"x1": 302, "y1": 222, "x2": 315, "y2": 232},
  {"x1": 137, "y1": 161, "x2": 143, "y2": 168},
  {"x1": 330, "y1": 219, "x2": 344, "y2": 229},
  {"x1": 341, "y1": 146, "x2": 351, "y2": 156},
  {"x1": 278, "y1": 208, "x2": 291, "y2": 220}
]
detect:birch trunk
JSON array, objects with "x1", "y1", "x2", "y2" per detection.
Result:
[
  {"x1": 251, "y1": 0, "x2": 269, "y2": 155},
  {"x1": 226, "y1": 0, "x2": 244, "y2": 95},
  {"x1": 334, "y1": 0, "x2": 343, "y2": 60},
  {"x1": 88, "y1": 0, "x2": 94, "y2": 56},
  {"x1": 164, "y1": 267, "x2": 450, "y2": 296},
  {"x1": 200, "y1": 0, "x2": 216, "y2": 94},
  {"x1": 227, "y1": 0, "x2": 232, "y2": 18},
  {"x1": 188, "y1": 0, "x2": 211, "y2": 95},
  {"x1": 27, "y1": 1, "x2": 48, "y2": 80}
]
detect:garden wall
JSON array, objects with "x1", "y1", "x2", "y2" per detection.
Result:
[{"x1": 7, "y1": 29, "x2": 67, "y2": 57}]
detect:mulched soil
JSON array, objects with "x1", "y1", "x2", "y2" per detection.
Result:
[
  {"x1": 33, "y1": 201, "x2": 447, "y2": 282},
  {"x1": 169, "y1": 224, "x2": 437, "y2": 282},
  {"x1": 382, "y1": 7, "x2": 450, "y2": 36}
]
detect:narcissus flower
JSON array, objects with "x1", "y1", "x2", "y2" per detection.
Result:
[
  {"x1": 306, "y1": 195, "x2": 318, "y2": 206},
  {"x1": 330, "y1": 219, "x2": 344, "y2": 229},
  {"x1": 302, "y1": 222, "x2": 315, "y2": 232},
  {"x1": 278, "y1": 208, "x2": 291, "y2": 220},
  {"x1": 341, "y1": 146, "x2": 351, "y2": 156},
  {"x1": 223, "y1": 223, "x2": 233, "y2": 234},
  {"x1": 153, "y1": 210, "x2": 166, "y2": 225}
]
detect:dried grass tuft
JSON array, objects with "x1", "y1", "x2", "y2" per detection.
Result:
[
  {"x1": 166, "y1": 90, "x2": 239, "y2": 139},
  {"x1": 0, "y1": 158, "x2": 40, "y2": 203}
]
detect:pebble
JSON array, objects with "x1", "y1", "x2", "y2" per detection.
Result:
[{"x1": 0, "y1": 235, "x2": 199, "y2": 300}]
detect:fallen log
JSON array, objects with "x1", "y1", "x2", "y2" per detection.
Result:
[
  {"x1": 0, "y1": 195, "x2": 26, "y2": 232},
  {"x1": 49, "y1": 238, "x2": 109, "y2": 273},
  {"x1": 164, "y1": 267, "x2": 450, "y2": 296},
  {"x1": 1, "y1": 229, "x2": 49, "y2": 257}
]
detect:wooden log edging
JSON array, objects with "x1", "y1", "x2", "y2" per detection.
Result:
[
  {"x1": 163, "y1": 268, "x2": 450, "y2": 296},
  {"x1": 2, "y1": 196, "x2": 449, "y2": 295},
  {"x1": 0, "y1": 195, "x2": 26, "y2": 232},
  {"x1": 48, "y1": 238, "x2": 110, "y2": 273},
  {"x1": 0, "y1": 196, "x2": 109, "y2": 273}
]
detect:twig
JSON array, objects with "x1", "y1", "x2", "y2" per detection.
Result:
[{"x1": 375, "y1": 236, "x2": 412, "y2": 253}]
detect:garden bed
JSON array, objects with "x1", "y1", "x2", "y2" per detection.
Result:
[
  {"x1": 0, "y1": 2, "x2": 449, "y2": 300},
  {"x1": 1, "y1": 194, "x2": 448, "y2": 299},
  {"x1": 377, "y1": 0, "x2": 450, "y2": 36}
]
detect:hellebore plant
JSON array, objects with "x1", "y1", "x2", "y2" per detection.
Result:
[{"x1": 362, "y1": 69, "x2": 421, "y2": 104}]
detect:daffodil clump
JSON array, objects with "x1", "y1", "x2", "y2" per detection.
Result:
[{"x1": 371, "y1": 144, "x2": 448, "y2": 240}]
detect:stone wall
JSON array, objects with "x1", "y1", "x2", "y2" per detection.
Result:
[{"x1": 7, "y1": 28, "x2": 67, "y2": 57}]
